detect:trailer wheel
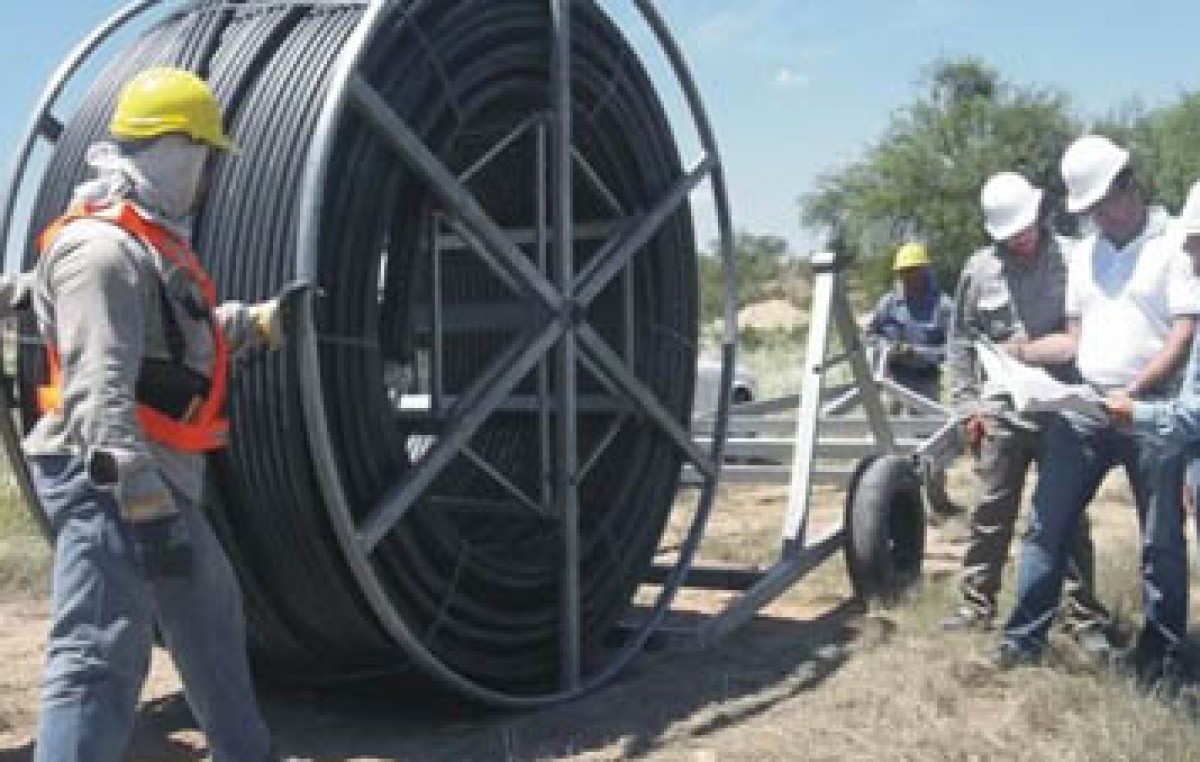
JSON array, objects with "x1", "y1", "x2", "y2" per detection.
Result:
[{"x1": 844, "y1": 455, "x2": 925, "y2": 601}]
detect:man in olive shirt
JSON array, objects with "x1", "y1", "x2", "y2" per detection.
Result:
[{"x1": 943, "y1": 172, "x2": 1110, "y2": 654}]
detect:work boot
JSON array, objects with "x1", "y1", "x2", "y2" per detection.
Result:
[
  {"x1": 1119, "y1": 641, "x2": 1193, "y2": 698},
  {"x1": 987, "y1": 639, "x2": 1041, "y2": 671},
  {"x1": 1071, "y1": 625, "x2": 1117, "y2": 669},
  {"x1": 940, "y1": 604, "x2": 993, "y2": 633},
  {"x1": 1146, "y1": 652, "x2": 1193, "y2": 699}
]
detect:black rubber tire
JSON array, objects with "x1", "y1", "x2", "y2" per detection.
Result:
[{"x1": 844, "y1": 454, "x2": 925, "y2": 601}]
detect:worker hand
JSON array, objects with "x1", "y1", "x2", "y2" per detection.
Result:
[
  {"x1": 1104, "y1": 391, "x2": 1134, "y2": 429},
  {"x1": 964, "y1": 415, "x2": 987, "y2": 456},
  {"x1": 998, "y1": 340, "x2": 1027, "y2": 363},
  {"x1": 117, "y1": 469, "x2": 192, "y2": 580},
  {"x1": 129, "y1": 513, "x2": 193, "y2": 580},
  {"x1": 1183, "y1": 480, "x2": 1196, "y2": 518},
  {"x1": 249, "y1": 279, "x2": 322, "y2": 350}
]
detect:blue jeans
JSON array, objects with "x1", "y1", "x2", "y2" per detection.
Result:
[
  {"x1": 31, "y1": 455, "x2": 272, "y2": 762},
  {"x1": 1004, "y1": 416, "x2": 1188, "y2": 655}
]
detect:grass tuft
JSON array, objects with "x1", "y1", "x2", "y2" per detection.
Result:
[{"x1": 0, "y1": 472, "x2": 50, "y2": 599}]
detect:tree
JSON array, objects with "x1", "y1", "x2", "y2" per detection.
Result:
[
  {"x1": 1142, "y1": 91, "x2": 1200, "y2": 211},
  {"x1": 1080, "y1": 91, "x2": 1200, "y2": 214},
  {"x1": 800, "y1": 57, "x2": 1079, "y2": 295},
  {"x1": 698, "y1": 232, "x2": 792, "y2": 325}
]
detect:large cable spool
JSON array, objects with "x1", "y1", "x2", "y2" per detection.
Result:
[{"x1": 0, "y1": 0, "x2": 737, "y2": 706}]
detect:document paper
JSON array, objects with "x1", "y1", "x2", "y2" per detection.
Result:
[{"x1": 974, "y1": 340, "x2": 1108, "y2": 423}]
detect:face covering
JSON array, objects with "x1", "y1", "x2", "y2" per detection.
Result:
[{"x1": 76, "y1": 134, "x2": 212, "y2": 223}]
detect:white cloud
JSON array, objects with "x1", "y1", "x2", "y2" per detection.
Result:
[
  {"x1": 691, "y1": 3, "x2": 773, "y2": 49},
  {"x1": 687, "y1": 0, "x2": 814, "y2": 60},
  {"x1": 774, "y1": 67, "x2": 809, "y2": 89}
]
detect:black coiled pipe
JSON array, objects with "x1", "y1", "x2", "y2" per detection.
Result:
[{"x1": 21, "y1": 0, "x2": 697, "y2": 700}]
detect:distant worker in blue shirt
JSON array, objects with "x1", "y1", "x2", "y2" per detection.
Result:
[
  {"x1": 868, "y1": 242, "x2": 956, "y2": 404},
  {"x1": 867, "y1": 241, "x2": 957, "y2": 513}
]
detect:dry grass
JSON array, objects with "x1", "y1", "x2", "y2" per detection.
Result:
[
  {"x1": 644, "y1": 458, "x2": 1200, "y2": 762},
  {"x1": 0, "y1": 476, "x2": 48, "y2": 601},
  {"x1": 775, "y1": 584, "x2": 1200, "y2": 762},
  {"x1": 1, "y1": 419, "x2": 1199, "y2": 760}
]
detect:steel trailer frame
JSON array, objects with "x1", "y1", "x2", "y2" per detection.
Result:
[{"x1": 675, "y1": 249, "x2": 962, "y2": 648}]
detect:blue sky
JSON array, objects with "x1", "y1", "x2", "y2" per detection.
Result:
[{"x1": 2, "y1": 1, "x2": 1199, "y2": 257}]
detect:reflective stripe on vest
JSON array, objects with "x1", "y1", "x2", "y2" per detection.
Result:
[{"x1": 36, "y1": 200, "x2": 230, "y2": 452}]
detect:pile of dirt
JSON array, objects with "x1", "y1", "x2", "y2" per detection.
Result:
[{"x1": 737, "y1": 298, "x2": 804, "y2": 330}]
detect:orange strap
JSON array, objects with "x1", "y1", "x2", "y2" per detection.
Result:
[{"x1": 36, "y1": 200, "x2": 229, "y2": 452}]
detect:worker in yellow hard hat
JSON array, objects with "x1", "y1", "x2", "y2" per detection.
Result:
[
  {"x1": 25, "y1": 67, "x2": 306, "y2": 762},
  {"x1": 868, "y1": 242, "x2": 954, "y2": 392},
  {"x1": 110, "y1": 66, "x2": 239, "y2": 150},
  {"x1": 867, "y1": 241, "x2": 957, "y2": 514}
]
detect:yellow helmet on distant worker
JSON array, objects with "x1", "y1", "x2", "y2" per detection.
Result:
[
  {"x1": 109, "y1": 67, "x2": 237, "y2": 151},
  {"x1": 892, "y1": 242, "x2": 931, "y2": 272}
]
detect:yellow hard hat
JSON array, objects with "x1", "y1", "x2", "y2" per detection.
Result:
[
  {"x1": 109, "y1": 67, "x2": 237, "y2": 152},
  {"x1": 892, "y1": 242, "x2": 931, "y2": 272}
]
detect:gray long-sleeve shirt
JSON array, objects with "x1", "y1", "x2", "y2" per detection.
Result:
[
  {"x1": 947, "y1": 233, "x2": 1079, "y2": 426},
  {"x1": 23, "y1": 210, "x2": 263, "y2": 506}
]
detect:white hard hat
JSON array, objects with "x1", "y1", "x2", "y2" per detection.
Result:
[
  {"x1": 1180, "y1": 180, "x2": 1200, "y2": 236},
  {"x1": 1061, "y1": 134, "x2": 1130, "y2": 213},
  {"x1": 981, "y1": 171, "x2": 1043, "y2": 241}
]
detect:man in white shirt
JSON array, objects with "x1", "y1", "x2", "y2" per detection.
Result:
[{"x1": 994, "y1": 136, "x2": 1198, "y2": 687}]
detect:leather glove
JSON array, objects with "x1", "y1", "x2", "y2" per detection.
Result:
[
  {"x1": 129, "y1": 513, "x2": 193, "y2": 580},
  {"x1": 121, "y1": 472, "x2": 192, "y2": 580},
  {"x1": 92, "y1": 450, "x2": 193, "y2": 580},
  {"x1": 249, "y1": 279, "x2": 321, "y2": 350}
]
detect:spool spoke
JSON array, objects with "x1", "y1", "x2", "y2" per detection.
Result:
[
  {"x1": 574, "y1": 156, "x2": 713, "y2": 305},
  {"x1": 358, "y1": 321, "x2": 562, "y2": 551},
  {"x1": 348, "y1": 74, "x2": 562, "y2": 312},
  {"x1": 461, "y1": 446, "x2": 549, "y2": 519},
  {"x1": 550, "y1": 0, "x2": 581, "y2": 692},
  {"x1": 577, "y1": 324, "x2": 716, "y2": 479}
]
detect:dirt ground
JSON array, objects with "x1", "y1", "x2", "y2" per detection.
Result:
[{"x1": 0, "y1": 462, "x2": 1195, "y2": 761}]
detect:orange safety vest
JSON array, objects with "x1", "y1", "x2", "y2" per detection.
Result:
[{"x1": 35, "y1": 200, "x2": 230, "y2": 452}]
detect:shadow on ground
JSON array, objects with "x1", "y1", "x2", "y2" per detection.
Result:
[
  {"x1": 280, "y1": 600, "x2": 868, "y2": 761},
  {"x1": 0, "y1": 599, "x2": 869, "y2": 761}
]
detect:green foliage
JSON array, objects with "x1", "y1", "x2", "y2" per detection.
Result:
[
  {"x1": 697, "y1": 252, "x2": 725, "y2": 325},
  {"x1": 698, "y1": 231, "x2": 797, "y2": 325},
  {"x1": 1086, "y1": 91, "x2": 1200, "y2": 217},
  {"x1": 1141, "y1": 91, "x2": 1200, "y2": 211},
  {"x1": 801, "y1": 57, "x2": 1079, "y2": 295}
]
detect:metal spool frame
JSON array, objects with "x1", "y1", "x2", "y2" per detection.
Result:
[{"x1": 0, "y1": 0, "x2": 736, "y2": 707}]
